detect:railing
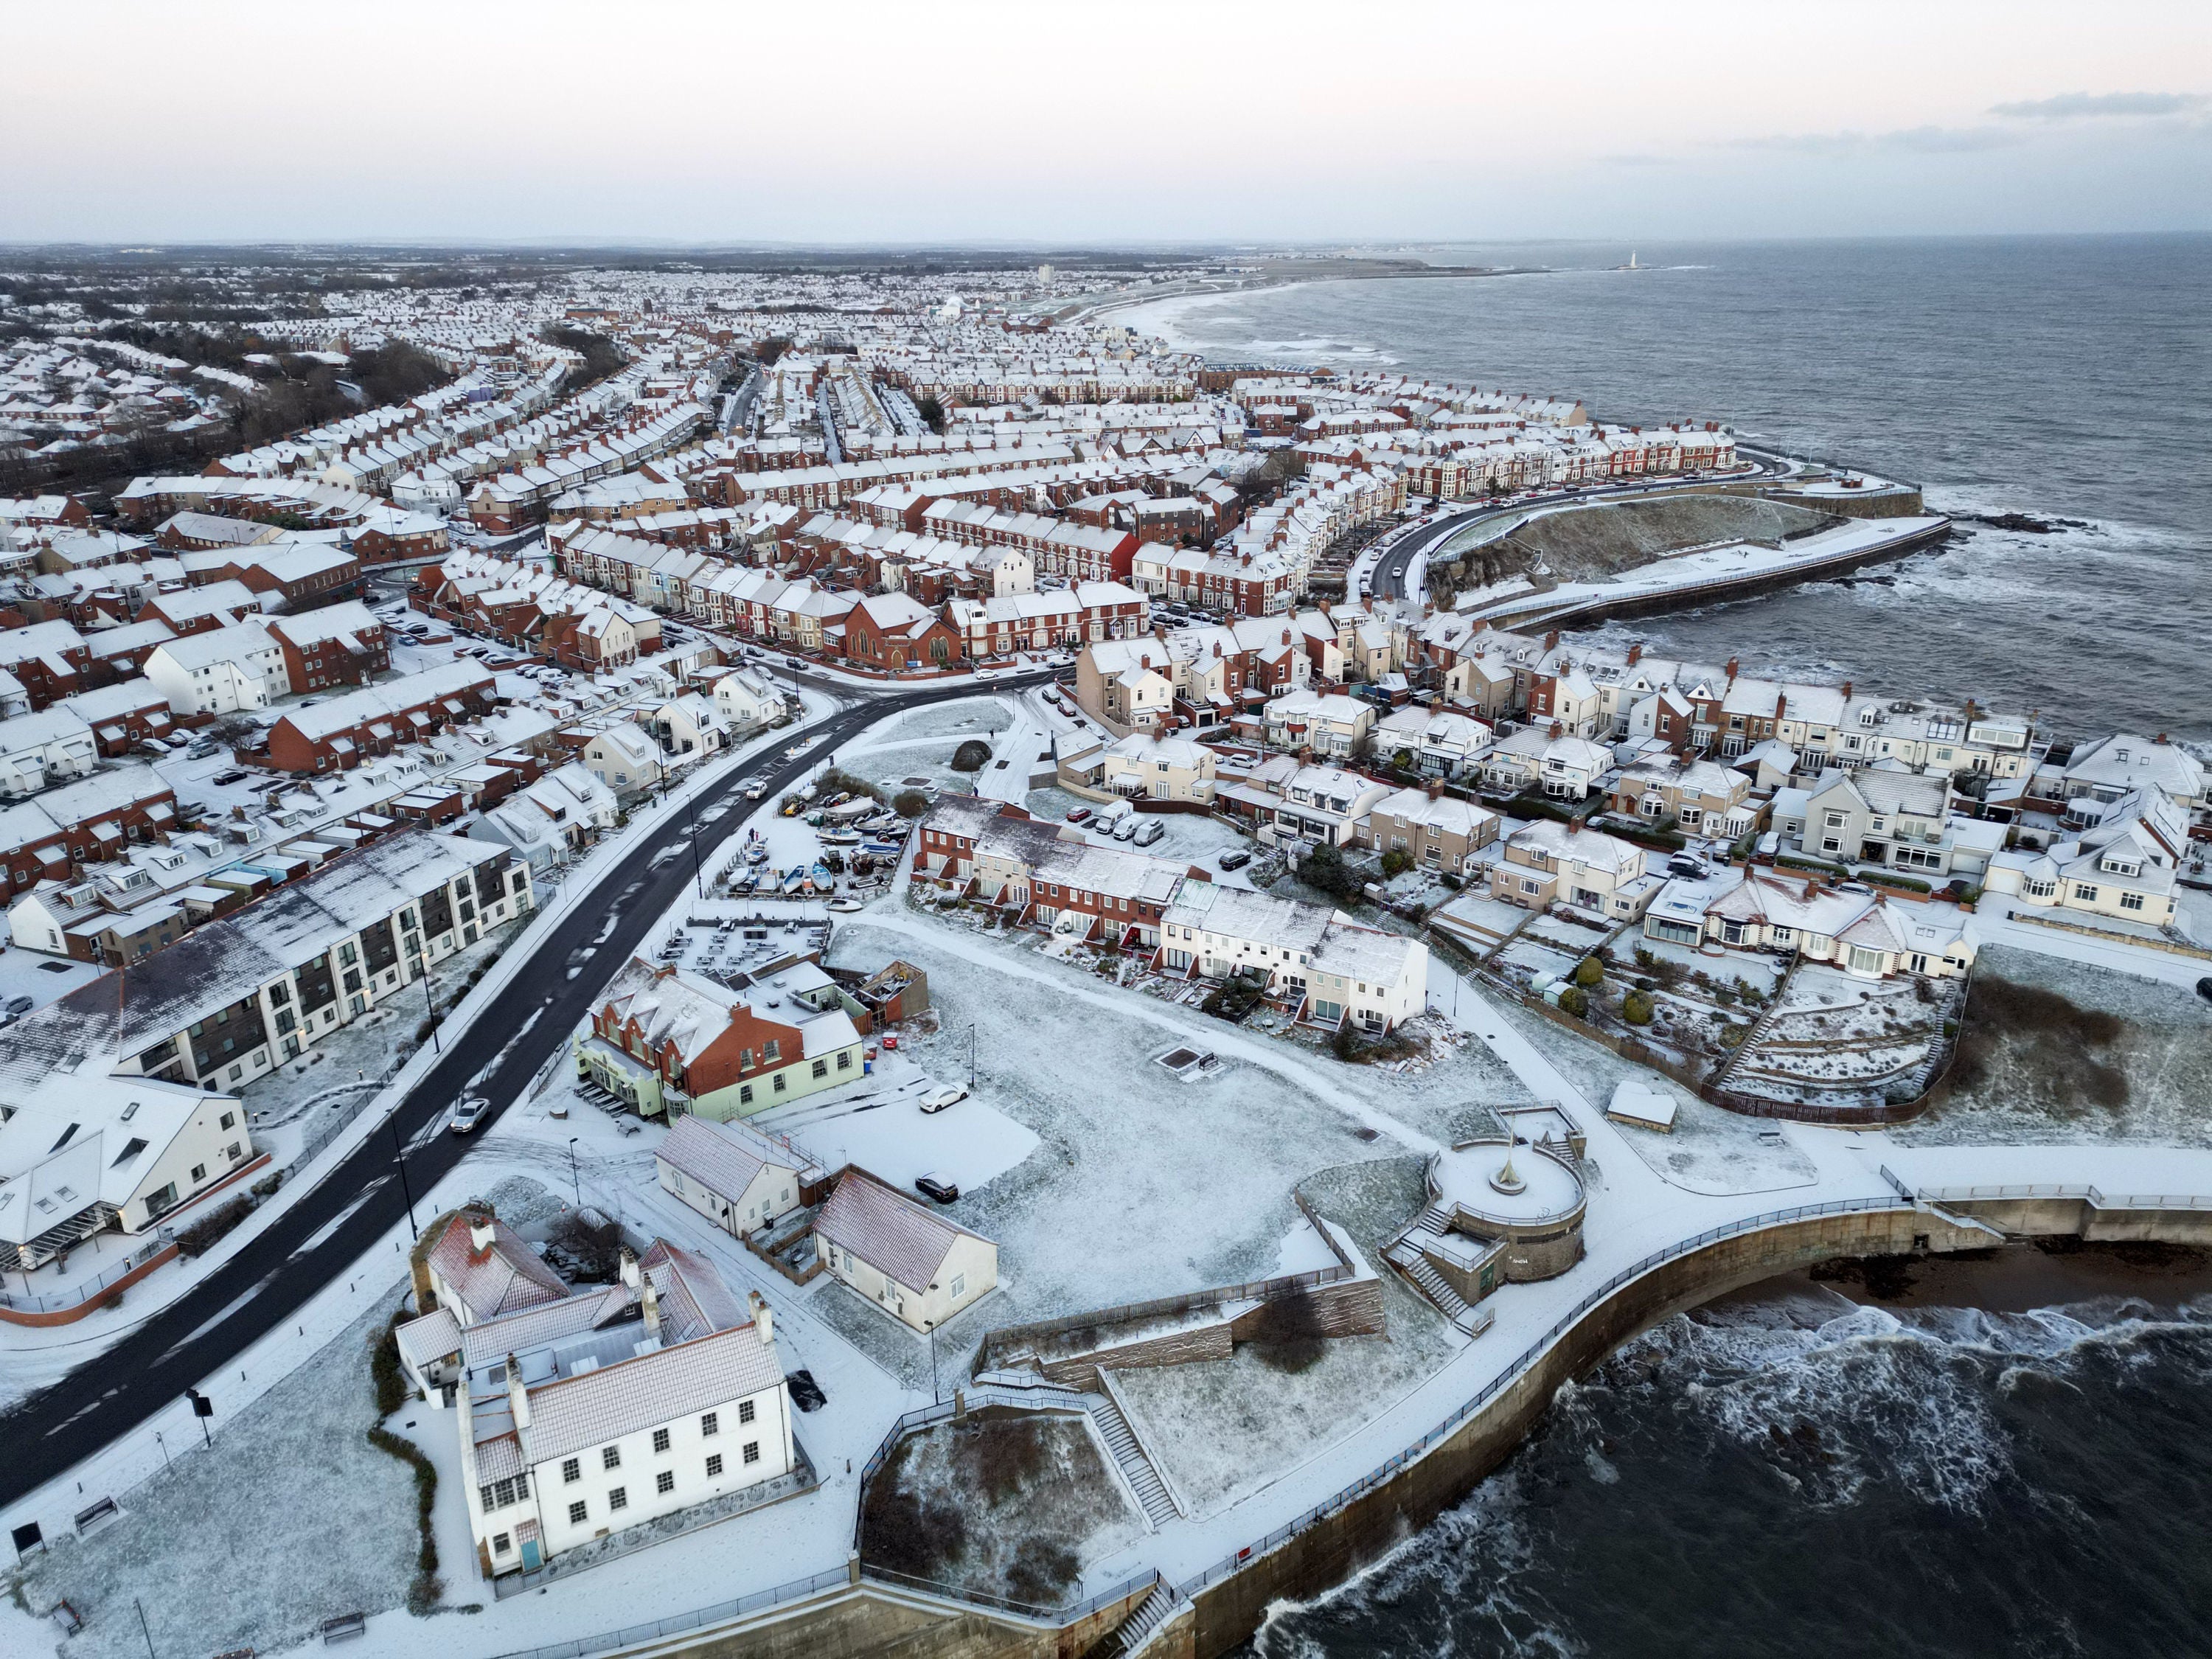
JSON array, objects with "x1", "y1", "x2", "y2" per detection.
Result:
[
  {"x1": 1175, "y1": 1192, "x2": 1916, "y2": 1598},
  {"x1": 485, "y1": 1565, "x2": 855, "y2": 1659},
  {"x1": 1917, "y1": 1183, "x2": 2212, "y2": 1213},
  {"x1": 0, "y1": 1238, "x2": 170, "y2": 1315},
  {"x1": 858, "y1": 1564, "x2": 1159, "y2": 1626}
]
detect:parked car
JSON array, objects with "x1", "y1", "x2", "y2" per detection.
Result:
[
  {"x1": 915, "y1": 1172, "x2": 959, "y2": 1205},
  {"x1": 919, "y1": 1085, "x2": 967, "y2": 1114},
  {"x1": 1133, "y1": 819, "x2": 1165, "y2": 847},
  {"x1": 743, "y1": 780, "x2": 767, "y2": 800},
  {"x1": 2197, "y1": 978, "x2": 2212, "y2": 1006},
  {"x1": 1218, "y1": 849, "x2": 1253, "y2": 871},
  {"x1": 4, "y1": 995, "x2": 33, "y2": 1018},
  {"x1": 1113, "y1": 815, "x2": 1141, "y2": 841},
  {"x1": 1064, "y1": 806, "x2": 1093, "y2": 824},
  {"x1": 450, "y1": 1094, "x2": 490, "y2": 1135}
]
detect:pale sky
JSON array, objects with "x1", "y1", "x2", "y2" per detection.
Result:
[{"x1": 5, "y1": 0, "x2": 2208, "y2": 245}]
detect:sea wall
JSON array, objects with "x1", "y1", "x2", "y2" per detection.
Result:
[{"x1": 601, "y1": 1200, "x2": 2212, "y2": 1659}]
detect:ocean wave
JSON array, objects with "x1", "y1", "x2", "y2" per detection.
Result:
[
  {"x1": 1596, "y1": 1292, "x2": 2212, "y2": 1514},
  {"x1": 1251, "y1": 1468, "x2": 1584, "y2": 1659}
]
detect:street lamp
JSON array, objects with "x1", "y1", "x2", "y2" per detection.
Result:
[
  {"x1": 567, "y1": 1137, "x2": 581, "y2": 1209},
  {"x1": 391, "y1": 1116, "x2": 419, "y2": 1241}
]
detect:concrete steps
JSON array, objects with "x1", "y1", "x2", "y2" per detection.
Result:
[
  {"x1": 1387, "y1": 1236, "x2": 1494, "y2": 1337},
  {"x1": 1102, "y1": 1581, "x2": 1181, "y2": 1658},
  {"x1": 1086, "y1": 1394, "x2": 1179, "y2": 1531}
]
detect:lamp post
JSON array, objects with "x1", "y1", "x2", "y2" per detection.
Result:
[
  {"x1": 391, "y1": 1116, "x2": 419, "y2": 1240},
  {"x1": 567, "y1": 1137, "x2": 581, "y2": 1210}
]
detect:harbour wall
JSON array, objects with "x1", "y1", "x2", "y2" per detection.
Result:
[{"x1": 594, "y1": 1195, "x2": 2212, "y2": 1659}]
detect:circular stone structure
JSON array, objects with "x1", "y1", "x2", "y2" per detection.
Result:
[{"x1": 1429, "y1": 1137, "x2": 1587, "y2": 1284}]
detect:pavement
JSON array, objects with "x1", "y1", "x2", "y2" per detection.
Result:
[{"x1": 0, "y1": 669, "x2": 1054, "y2": 1512}]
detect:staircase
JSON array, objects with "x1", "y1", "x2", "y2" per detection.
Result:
[
  {"x1": 1095, "y1": 1580, "x2": 1182, "y2": 1659},
  {"x1": 1085, "y1": 1393, "x2": 1180, "y2": 1530},
  {"x1": 1385, "y1": 1232, "x2": 1494, "y2": 1337}
]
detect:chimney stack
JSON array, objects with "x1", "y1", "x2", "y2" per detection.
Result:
[
  {"x1": 641, "y1": 1273, "x2": 662, "y2": 1343},
  {"x1": 1725, "y1": 657, "x2": 1739, "y2": 684},
  {"x1": 1543, "y1": 630, "x2": 1559, "y2": 651},
  {"x1": 1427, "y1": 779, "x2": 1444, "y2": 801},
  {"x1": 619, "y1": 1247, "x2": 641, "y2": 1290},
  {"x1": 1627, "y1": 643, "x2": 1642, "y2": 666},
  {"x1": 748, "y1": 1289, "x2": 775, "y2": 1346},
  {"x1": 468, "y1": 1215, "x2": 495, "y2": 1253},
  {"x1": 1842, "y1": 681, "x2": 1853, "y2": 700},
  {"x1": 505, "y1": 1353, "x2": 531, "y2": 1430}
]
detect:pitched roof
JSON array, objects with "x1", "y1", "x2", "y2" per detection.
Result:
[
  {"x1": 426, "y1": 1211, "x2": 569, "y2": 1324},
  {"x1": 815, "y1": 1166, "x2": 987, "y2": 1295}
]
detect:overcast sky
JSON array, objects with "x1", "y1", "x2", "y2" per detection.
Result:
[{"x1": 6, "y1": 0, "x2": 2208, "y2": 246}]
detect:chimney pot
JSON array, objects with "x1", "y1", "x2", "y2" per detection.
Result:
[
  {"x1": 619, "y1": 1247, "x2": 640, "y2": 1289},
  {"x1": 641, "y1": 1273, "x2": 662, "y2": 1341},
  {"x1": 748, "y1": 1289, "x2": 775, "y2": 1346}
]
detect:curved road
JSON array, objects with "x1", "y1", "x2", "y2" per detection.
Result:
[
  {"x1": 0, "y1": 672, "x2": 1050, "y2": 1510},
  {"x1": 1368, "y1": 467, "x2": 1790, "y2": 605}
]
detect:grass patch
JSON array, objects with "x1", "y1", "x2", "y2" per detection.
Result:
[{"x1": 1949, "y1": 973, "x2": 2129, "y2": 1108}]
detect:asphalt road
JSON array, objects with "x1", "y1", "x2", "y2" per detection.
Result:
[
  {"x1": 0, "y1": 672, "x2": 1051, "y2": 1510},
  {"x1": 1367, "y1": 467, "x2": 1790, "y2": 603}
]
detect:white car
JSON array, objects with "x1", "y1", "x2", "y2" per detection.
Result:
[
  {"x1": 919, "y1": 1085, "x2": 967, "y2": 1114},
  {"x1": 451, "y1": 1094, "x2": 490, "y2": 1135}
]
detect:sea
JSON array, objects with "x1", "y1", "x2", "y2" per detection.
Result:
[
  {"x1": 1117, "y1": 235, "x2": 2212, "y2": 742},
  {"x1": 1111, "y1": 239, "x2": 2212, "y2": 1658}
]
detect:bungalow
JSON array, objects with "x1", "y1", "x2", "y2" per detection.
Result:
[
  {"x1": 655, "y1": 1115, "x2": 815, "y2": 1238},
  {"x1": 814, "y1": 1167, "x2": 998, "y2": 1333}
]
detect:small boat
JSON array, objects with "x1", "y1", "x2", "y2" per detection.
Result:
[
  {"x1": 861, "y1": 841, "x2": 902, "y2": 857},
  {"x1": 810, "y1": 861, "x2": 835, "y2": 884},
  {"x1": 820, "y1": 829, "x2": 860, "y2": 847},
  {"x1": 829, "y1": 897, "x2": 863, "y2": 913}
]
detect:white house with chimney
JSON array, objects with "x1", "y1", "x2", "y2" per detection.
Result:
[{"x1": 394, "y1": 1237, "x2": 799, "y2": 1579}]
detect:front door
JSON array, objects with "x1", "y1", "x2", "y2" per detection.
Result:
[{"x1": 521, "y1": 1539, "x2": 541, "y2": 1571}]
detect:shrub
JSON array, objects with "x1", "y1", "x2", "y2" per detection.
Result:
[
  {"x1": 371, "y1": 1309, "x2": 415, "y2": 1416},
  {"x1": 1297, "y1": 840, "x2": 1367, "y2": 903},
  {"x1": 892, "y1": 790, "x2": 930, "y2": 817},
  {"x1": 948, "y1": 739, "x2": 993, "y2": 772},
  {"x1": 1380, "y1": 849, "x2": 1413, "y2": 878},
  {"x1": 1557, "y1": 985, "x2": 1588, "y2": 1018},
  {"x1": 366, "y1": 1424, "x2": 440, "y2": 1610},
  {"x1": 1571, "y1": 955, "x2": 1603, "y2": 988},
  {"x1": 174, "y1": 1196, "x2": 253, "y2": 1258},
  {"x1": 101, "y1": 1289, "x2": 125, "y2": 1312},
  {"x1": 1623, "y1": 990, "x2": 1656, "y2": 1026},
  {"x1": 250, "y1": 1169, "x2": 284, "y2": 1199}
]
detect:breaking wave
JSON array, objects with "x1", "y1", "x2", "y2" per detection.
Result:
[{"x1": 1237, "y1": 1287, "x2": 2212, "y2": 1659}]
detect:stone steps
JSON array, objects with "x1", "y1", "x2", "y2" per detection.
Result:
[
  {"x1": 1102, "y1": 1582, "x2": 1181, "y2": 1658},
  {"x1": 1087, "y1": 1394, "x2": 1179, "y2": 1530}
]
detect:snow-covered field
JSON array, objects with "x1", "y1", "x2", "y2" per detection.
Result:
[
  {"x1": 821, "y1": 911, "x2": 1534, "y2": 1357},
  {"x1": 10, "y1": 1292, "x2": 420, "y2": 1659}
]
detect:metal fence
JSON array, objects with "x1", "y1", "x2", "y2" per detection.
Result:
[
  {"x1": 485, "y1": 1565, "x2": 855, "y2": 1659},
  {"x1": 978, "y1": 1259, "x2": 1354, "y2": 1371},
  {"x1": 1175, "y1": 1192, "x2": 1916, "y2": 1597},
  {"x1": 0, "y1": 1238, "x2": 169, "y2": 1315}
]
